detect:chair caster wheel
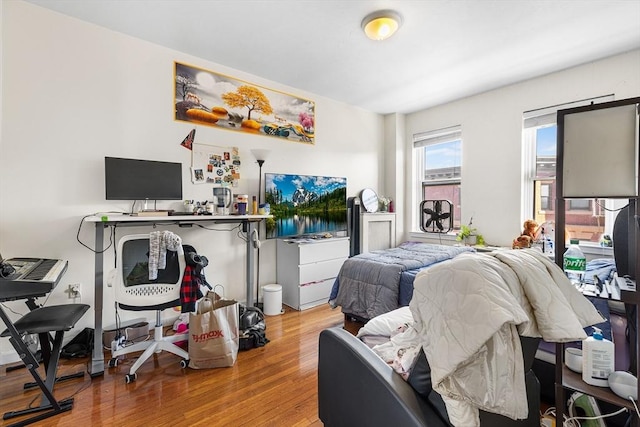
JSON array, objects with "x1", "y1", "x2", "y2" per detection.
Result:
[
  {"x1": 125, "y1": 373, "x2": 137, "y2": 383},
  {"x1": 108, "y1": 358, "x2": 118, "y2": 368},
  {"x1": 180, "y1": 359, "x2": 189, "y2": 369}
]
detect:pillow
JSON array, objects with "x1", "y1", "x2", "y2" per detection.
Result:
[
  {"x1": 356, "y1": 306, "x2": 413, "y2": 338},
  {"x1": 407, "y1": 347, "x2": 432, "y2": 399}
]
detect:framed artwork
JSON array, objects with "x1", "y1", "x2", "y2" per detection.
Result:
[{"x1": 174, "y1": 61, "x2": 315, "y2": 144}]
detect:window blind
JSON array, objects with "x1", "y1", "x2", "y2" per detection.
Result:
[
  {"x1": 413, "y1": 125, "x2": 462, "y2": 148},
  {"x1": 523, "y1": 94, "x2": 614, "y2": 129}
]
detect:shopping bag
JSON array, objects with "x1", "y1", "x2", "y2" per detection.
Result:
[{"x1": 188, "y1": 293, "x2": 239, "y2": 369}]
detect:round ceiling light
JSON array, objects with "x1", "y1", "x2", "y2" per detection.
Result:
[{"x1": 361, "y1": 10, "x2": 402, "y2": 41}]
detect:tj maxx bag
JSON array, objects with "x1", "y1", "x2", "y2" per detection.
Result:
[{"x1": 188, "y1": 290, "x2": 239, "y2": 369}]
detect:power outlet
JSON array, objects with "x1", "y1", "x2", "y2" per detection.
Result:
[{"x1": 67, "y1": 284, "x2": 80, "y2": 299}]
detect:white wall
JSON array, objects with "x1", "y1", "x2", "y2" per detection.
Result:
[
  {"x1": 403, "y1": 49, "x2": 640, "y2": 247},
  {"x1": 0, "y1": 1, "x2": 384, "y2": 362}
]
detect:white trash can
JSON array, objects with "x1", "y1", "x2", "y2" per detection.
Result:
[{"x1": 262, "y1": 284, "x2": 282, "y2": 316}]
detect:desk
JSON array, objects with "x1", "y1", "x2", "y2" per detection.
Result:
[{"x1": 85, "y1": 214, "x2": 269, "y2": 376}]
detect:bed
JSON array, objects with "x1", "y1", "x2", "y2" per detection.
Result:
[{"x1": 328, "y1": 241, "x2": 475, "y2": 321}]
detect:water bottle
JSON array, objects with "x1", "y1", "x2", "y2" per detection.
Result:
[{"x1": 563, "y1": 239, "x2": 586, "y2": 285}]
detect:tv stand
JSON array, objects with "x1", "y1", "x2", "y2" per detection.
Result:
[{"x1": 84, "y1": 214, "x2": 269, "y2": 377}]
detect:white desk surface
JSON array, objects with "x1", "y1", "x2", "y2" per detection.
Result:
[{"x1": 86, "y1": 213, "x2": 271, "y2": 222}]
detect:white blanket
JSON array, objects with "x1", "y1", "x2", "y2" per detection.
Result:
[{"x1": 409, "y1": 249, "x2": 604, "y2": 427}]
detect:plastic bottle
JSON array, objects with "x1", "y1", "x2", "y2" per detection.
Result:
[
  {"x1": 563, "y1": 239, "x2": 586, "y2": 285},
  {"x1": 544, "y1": 237, "x2": 554, "y2": 256},
  {"x1": 581, "y1": 326, "x2": 614, "y2": 387}
]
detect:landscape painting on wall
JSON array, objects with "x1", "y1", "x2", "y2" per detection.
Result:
[{"x1": 174, "y1": 62, "x2": 315, "y2": 144}]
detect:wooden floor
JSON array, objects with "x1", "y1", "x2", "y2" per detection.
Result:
[{"x1": 0, "y1": 304, "x2": 345, "y2": 427}]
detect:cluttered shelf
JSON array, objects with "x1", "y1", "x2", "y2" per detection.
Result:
[
  {"x1": 555, "y1": 275, "x2": 638, "y2": 416},
  {"x1": 562, "y1": 366, "x2": 636, "y2": 411}
]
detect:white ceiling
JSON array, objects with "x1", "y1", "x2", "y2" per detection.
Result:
[{"x1": 24, "y1": 0, "x2": 640, "y2": 115}]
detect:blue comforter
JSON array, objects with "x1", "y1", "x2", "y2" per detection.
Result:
[{"x1": 330, "y1": 242, "x2": 475, "y2": 320}]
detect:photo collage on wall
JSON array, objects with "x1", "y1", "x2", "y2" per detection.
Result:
[{"x1": 191, "y1": 143, "x2": 240, "y2": 186}]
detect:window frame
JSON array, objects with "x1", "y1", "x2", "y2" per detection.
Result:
[{"x1": 413, "y1": 125, "x2": 462, "y2": 233}]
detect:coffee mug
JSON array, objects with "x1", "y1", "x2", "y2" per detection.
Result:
[{"x1": 237, "y1": 202, "x2": 247, "y2": 215}]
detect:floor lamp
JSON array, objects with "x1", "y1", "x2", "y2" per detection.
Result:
[{"x1": 251, "y1": 149, "x2": 270, "y2": 308}]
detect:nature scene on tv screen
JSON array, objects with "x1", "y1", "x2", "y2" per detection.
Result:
[{"x1": 265, "y1": 174, "x2": 347, "y2": 239}]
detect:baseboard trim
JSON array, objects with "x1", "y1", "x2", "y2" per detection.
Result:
[{"x1": 1, "y1": 350, "x2": 20, "y2": 366}]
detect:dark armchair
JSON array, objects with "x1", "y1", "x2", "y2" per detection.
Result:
[{"x1": 318, "y1": 327, "x2": 541, "y2": 427}]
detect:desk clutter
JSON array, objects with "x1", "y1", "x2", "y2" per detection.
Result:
[{"x1": 182, "y1": 192, "x2": 269, "y2": 216}]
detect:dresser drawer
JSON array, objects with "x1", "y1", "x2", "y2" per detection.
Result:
[
  {"x1": 299, "y1": 278, "x2": 335, "y2": 309},
  {"x1": 298, "y1": 258, "x2": 345, "y2": 285},
  {"x1": 299, "y1": 239, "x2": 349, "y2": 264}
]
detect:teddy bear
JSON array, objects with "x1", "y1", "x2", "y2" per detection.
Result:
[
  {"x1": 522, "y1": 219, "x2": 539, "y2": 240},
  {"x1": 512, "y1": 219, "x2": 539, "y2": 249},
  {"x1": 512, "y1": 235, "x2": 533, "y2": 249}
]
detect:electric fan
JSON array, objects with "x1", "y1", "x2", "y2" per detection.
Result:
[{"x1": 420, "y1": 200, "x2": 453, "y2": 233}]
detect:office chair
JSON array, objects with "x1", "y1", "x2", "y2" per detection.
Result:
[{"x1": 108, "y1": 233, "x2": 189, "y2": 383}]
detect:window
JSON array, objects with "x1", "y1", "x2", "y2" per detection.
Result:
[
  {"x1": 539, "y1": 183, "x2": 552, "y2": 211},
  {"x1": 568, "y1": 200, "x2": 591, "y2": 211},
  {"x1": 523, "y1": 95, "x2": 622, "y2": 244},
  {"x1": 413, "y1": 126, "x2": 462, "y2": 230}
]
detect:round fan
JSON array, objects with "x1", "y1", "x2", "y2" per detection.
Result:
[{"x1": 420, "y1": 200, "x2": 453, "y2": 233}]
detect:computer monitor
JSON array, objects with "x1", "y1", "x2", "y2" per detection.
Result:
[
  {"x1": 613, "y1": 199, "x2": 637, "y2": 281},
  {"x1": 613, "y1": 199, "x2": 639, "y2": 375}
]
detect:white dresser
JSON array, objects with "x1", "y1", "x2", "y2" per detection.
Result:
[{"x1": 276, "y1": 237, "x2": 349, "y2": 310}]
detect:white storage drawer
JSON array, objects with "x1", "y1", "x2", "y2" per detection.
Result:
[
  {"x1": 299, "y1": 278, "x2": 335, "y2": 310},
  {"x1": 299, "y1": 258, "x2": 346, "y2": 285},
  {"x1": 299, "y1": 239, "x2": 350, "y2": 264}
]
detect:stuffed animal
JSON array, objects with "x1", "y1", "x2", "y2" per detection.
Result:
[
  {"x1": 522, "y1": 219, "x2": 539, "y2": 240},
  {"x1": 512, "y1": 235, "x2": 533, "y2": 249},
  {"x1": 512, "y1": 219, "x2": 539, "y2": 249}
]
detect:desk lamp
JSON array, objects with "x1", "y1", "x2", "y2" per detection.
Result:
[{"x1": 251, "y1": 149, "x2": 270, "y2": 205}]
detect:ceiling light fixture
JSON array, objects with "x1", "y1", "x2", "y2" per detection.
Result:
[{"x1": 361, "y1": 10, "x2": 402, "y2": 41}]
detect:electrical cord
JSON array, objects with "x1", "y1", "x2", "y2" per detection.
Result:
[
  {"x1": 564, "y1": 406, "x2": 628, "y2": 426},
  {"x1": 541, "y1": 405, "x2": 632, "y2": 427},
  {"x1": 629, "y1": 396, "x2": 640, "y2": 418},
  {"x1": 194, "y1": 223, "x2": 242, "y2": 232},
  {"x1": 76, "y1": 213, "x2": 118, "y2": 253},
  {"x1": 0, "y1": 302, "x2": 24, "y2": 317}
]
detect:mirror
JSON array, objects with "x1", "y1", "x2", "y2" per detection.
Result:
[{"x1": 360, "y1": 188, "x2": 379, "y2": 213}]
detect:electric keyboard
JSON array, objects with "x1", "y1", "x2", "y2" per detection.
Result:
[{"x1": 0, "y1": 257, "x2": 68, "y2": 301}]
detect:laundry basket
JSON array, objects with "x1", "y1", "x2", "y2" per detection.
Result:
[{"x1": 262, "y1": 284, "x2": 282, "y2": 316}]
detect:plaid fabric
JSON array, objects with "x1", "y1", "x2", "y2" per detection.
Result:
[{"x1": 180, "y1": 265, "x2": 202, "y2": 313}]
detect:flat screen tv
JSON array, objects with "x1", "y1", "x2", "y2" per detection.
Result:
[
  {"x1": 105, "y1": 157, "x2": 183, "y2": 201},
  {"x1": 265, "y1": 173, "x2": 347, "y2": 239}
]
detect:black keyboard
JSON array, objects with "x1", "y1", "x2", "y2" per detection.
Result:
[{"x1": 0, "y1": 258, "x2": 68, "y2": 301}]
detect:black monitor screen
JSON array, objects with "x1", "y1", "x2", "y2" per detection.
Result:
[
  {"x1": 105, "y1": 157, "x2": 182, "y2": 201},
  {"x1": 613, "y1": 200, "x2": 637, "y2": 281}
]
